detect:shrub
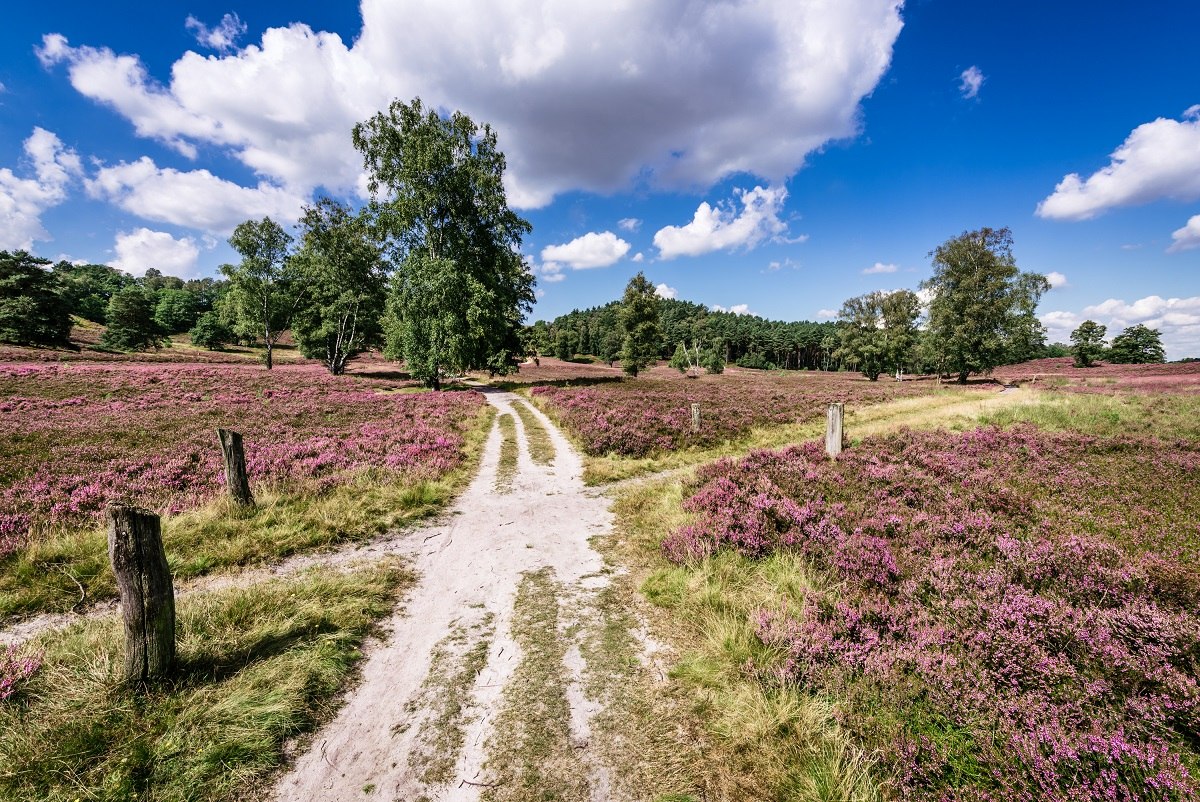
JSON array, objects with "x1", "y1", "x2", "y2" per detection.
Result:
[{"x1": 189, "y1": 311, "x2": 235, "y2": 350}]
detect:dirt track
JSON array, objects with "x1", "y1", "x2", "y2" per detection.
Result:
[{"x1": 272, "y1": 389, "x2": 618, "y2": 801}]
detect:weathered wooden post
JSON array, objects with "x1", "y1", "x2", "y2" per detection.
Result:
[
  {"x1": 106, "y1": 505, "x2": 175, "y2": 685},
  {"x1": 690, "y1": 403, "x2": 701, "y2": 433},
  {"x1": 217, "y1": 428, "x2": 254, "y2": 506},
  {"x1": 825, "y1": 402, "x2": 844, "y2": 459}
]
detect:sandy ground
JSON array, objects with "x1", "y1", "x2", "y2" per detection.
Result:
[{"x1": 271, "y1": 389, "x2": 617, "y2": 801}]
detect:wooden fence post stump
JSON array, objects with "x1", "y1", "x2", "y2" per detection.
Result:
[
  {"x1": 825, "y1": 402, "x2": 845, "y2": 459},
  {"x1": 217, "y1": 428, "x2": 254, "y2": 506},
  {"x1": 690, "y1": 403, "x2": 701, "y2": 434},
  {"x1": 106, "y1": 505, "x2": 175, "y2": 686}
]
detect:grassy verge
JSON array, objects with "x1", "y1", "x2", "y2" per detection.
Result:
[
  {"x1": 484, "y1": 569, "x2": 588, "y2": 801},
  {"x1": 0, "y1": 560, "x2": 412, "y2": 802},
  {"x1": 0, "y1": 405, "x2": 494, "y2": 621},
  {"x1": 512, "y1": 401, "x2": 555, "y2": 465},
  {"x1": 978, "y1": 389, "x2": 1200, "y2": 438},
  {"x1": 604, "y1": 476, "x2": 880, "y2": 801},
  {"x1": 549, "y1": 388, "x2": 1019, "y2": 485},
  {"x1": 496, "y1": 414, "x2": 518, "y2": 493}
]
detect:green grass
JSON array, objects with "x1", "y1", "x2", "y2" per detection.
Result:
[
  {"x1": 0, "y1": 560, "x2": 412, "y2": 802},
  {"x1": 484, "y1": 568, "x2": 587, "y2": 802},
  {"x1": 496, "y1": 413, "x2": 518, "y2": 492},
  {"x1": 979, "y1": 390, "x2": 1200, "y2": 439},
  {"x1": 608, "y1": 476, "x2": 881, "y2": 801},
  {"x1": 512, "y1": 401, "x2": 555, "y2": 465},
  {"x1": 407, "y1": 614, "x2": 495, "y2": 785}
]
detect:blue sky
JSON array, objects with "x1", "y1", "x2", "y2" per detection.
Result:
[{"x1": 2, "y1": 1, "x2": 1198, "y2": 356}]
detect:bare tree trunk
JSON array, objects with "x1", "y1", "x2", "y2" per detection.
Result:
[{"x1": 106, "y1": 505, "x2": 175, "y2": 686}]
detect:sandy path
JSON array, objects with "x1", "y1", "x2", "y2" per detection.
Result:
[{"x1": 271, "y1": 389, "x2": 615, "y2": 801}]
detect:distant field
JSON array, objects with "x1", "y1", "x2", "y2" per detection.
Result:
[
  {"x1": 993, "y1": 356, "x2": 1200, "y2": 393},
  {"x1": 530, "y1": 365, "x2": 979, "y2": 457}
]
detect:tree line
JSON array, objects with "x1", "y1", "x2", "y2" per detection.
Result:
[
  {"x1": 532, "y1": 226, "x2": 1167, "y2": 385},
  {"x1": 525, "y1": 292, "x2": 842, "y2": 372}
]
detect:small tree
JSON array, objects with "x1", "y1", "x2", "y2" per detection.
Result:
[
  {"x1": 0, "y1": 251, "x2": 72, "y2": 346},
  {"x1": 618, "y1": 272, "x2": 660, "y2": 377},
  {"x1": 101, "y1": 286, "x2": 164, "y2": 351},
  {"x1": 600, "y1": 330, "x2": 622, "y2": 367},
  {"x1": 702, "y1": 347, "x2": 725, "y2": 374},
  {"x1": 188, "y1": 311, "x2": 234, "y2": 350},
  {"x1": 1108, "y1": 324, "x2": 1165, "y2": 364},
  {"x1": 221, "y1": 217, "x2": 302, "y2": 370},
  {"x1": 834, "y1": 290, "x2": 920, "y2": 381},
  {"x1": 1070, "y1": 320, "x2": 1107, "y2": 367},
  {"x1": 291, "y1": 199, "x2": 386, "y2": 375}
]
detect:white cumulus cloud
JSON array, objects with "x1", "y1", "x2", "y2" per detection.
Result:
[
  {"x1": 654, "y1": 185, "x2": 789, "y2": 260},
  {"x1": 540, "y1": 231, "x2": 630, "y2": 270},
  {"x1": 863, "y1": 261, "x2": 897, "y2": 274},
  {"x1": 1169, "y1": 214, "x2": 1200, "y2": 253},
  {"x1": 1041, "y1": 294, "x2": 1200, "y2": 359},
  {"x1": 110, "y1": 228, "x2": 203, "y2": 278},
  {"x1": 618, "y1": 217, "x2": 641, "y2": 232},
  {"x1": 1045, "y1": 271, "x2": 1068, "y2": 288},
  {"x1": 86, "y1": 157, "x2": 307, "y2": 235},
  {"x1": 185, "y1": 13, "x2": 249, "y2": 53},
  {"x1": 816, "y1": 308, "x2": 838, "y2": 319},
  {"x1": 712, "y1": 303, "x2": 752, "y2": 316},
  {"x1": 1037, "y1": 107, "x2": 1200, "y2": 222},
  {"x1": 38, "y1": 0, "x2": 904, "y2": 210},
  {"x1": 0, "y1": 128, "x2": 81, "y2": 250},
  {"x1": 958, "y1": 66, "x2": 984, "y2": 99},
  {"x1": 654, "y1": 282, "x2": 677, "y2": 300}
]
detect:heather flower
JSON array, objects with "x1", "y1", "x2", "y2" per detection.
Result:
[
  {"x1": 0, "y1": 645, "x2": 43, "y2": 701},
  {"x1": 668, "y1": 424, "x2": 1200, "y2": 800}
]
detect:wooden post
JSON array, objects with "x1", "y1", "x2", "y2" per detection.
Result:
[
  {"x1": 825, "y1": 402, "x2": 844, "y2": 459},
  {"x1": 690, "y1": 403, "x2": 701, "y2": 433},
  {"x1": 217, "y1": 428, "x2": 254, "y2": 506},
  {"x1": 106, "y1": 505, "x2": 175, "y2": 685}
]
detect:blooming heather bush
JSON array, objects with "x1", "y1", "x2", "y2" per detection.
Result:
[
  {"x1": 0, "y1": 645, "x2": 42, "y2": 700},
  {"x1": 0, "y1": 362, "x2": 484, "y2": 555},
  {"x1": 532, "y1": 370, "x2": 949, "y2": 457},
  {"x1": 665, "y1": 426, "x2": 1200, "y2": 800}
]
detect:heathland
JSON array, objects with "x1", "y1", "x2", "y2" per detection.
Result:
[{"x1": 2, "y1": 329, "x2": 1199, "y2": 801}]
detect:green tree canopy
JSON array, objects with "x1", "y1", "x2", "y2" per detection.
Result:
[
  {"x1": 101, "y1": 286, "x2": 163, "y2": 351},
  {"x1": 0, "y1": 250, "x2": 72, "y2": 347},
  {"x1": 922, "y1": 227, "x2": 1049, "y2": 382},
  {"x1": 1070, "y1": 319, "x2": 1108, "y2": 367},
  {"x1": 618, "y1": 272, "x2": 661, "y2": 377},
  {"x1": 220, "y1": 217, "x2": 302, "y2": 369},
  {"x1": 834, "y1": 289, "x2": 921, "y2": 381},
  {"x1": 153, "y1": 288, "x2": 200, "y2": 333},
  {"x1": 1108, "y1": 324, "x2": 1165, "y2": 364},
  {"x1": 52, "y1": 262, "x2": 135, "y2": 324},
  {"x1": 354, "y1": 97, "x2": 534, "y2": 389},
  {"x1": 291, "y1": 198, "x2": 386, "y2": 375}
]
